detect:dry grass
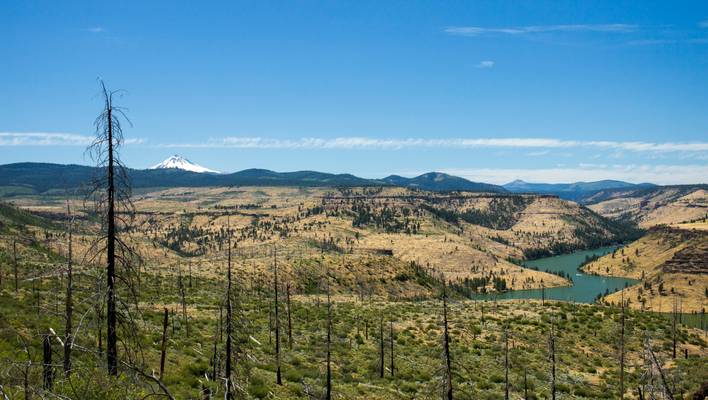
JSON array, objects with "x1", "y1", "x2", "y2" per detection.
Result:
[{"x1": 583, "y1": 227, "x2": 708, "y2": 312}]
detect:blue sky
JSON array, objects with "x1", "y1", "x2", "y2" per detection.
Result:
[{"x1": 1, "y1": 0, "x2": 707, "y2": 184}]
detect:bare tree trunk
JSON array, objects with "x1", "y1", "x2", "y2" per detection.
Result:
[
  {"x1": 443, "y1": 284, "x2": 453, "y2": 400},
  {"x1": 379, "y1": 315, "x2": 384, "y2": 378},
  {"x1": 524, "y1": 368, "x2": 528, "y2": 400},
  {"x1": 43, "y1": 333, "x2": 53, "y2": 390},
  {"x1": 24, "y1": 360, "x2": 31, "y2": 400},
  {"x1": 549, "y1": 323, "x2": 556, "y2": 400},
  {"x1": 97, "y1": 298, "x2": 103, "y2": 356},
  {"x1": 504, "y1": 325, "x2": 509, "y2": 400},
  {"x1": 13, "y1": 239, "x2": 18, "y2": 294},
  {"x1": 389, "y1": 320, "x2": 394, "y2": 377},
  {"x1": 64, "y1": 202, "x2": 73, "y2": 377},
  {"x1": 225, "y1": 218, "x2": 234, "y2": 400},
  {"x1": 105, "y1": 94, "x2": 118, "y2": 376},
  {"x1": 326, "y1": 275, "x2": 332, "y2": 400},
  {"x1": 274, "y1": 247, "x2": 282, "y2": 385},
  {"x1": 286, "y1": 282, "x2": 293, "y2": 350},
  {"x1": 620, "y1": 292, "x2": 625, "y2": 399},
  {"x1": 179, "y1": 270, "x2": 188, "y2": 337},
  {"x1": 645, "y1": 337, "x2": 674, "y2": 400},
  {"x1": 160, "y1": 308, "x2": 169, "y2": 379},
  {"x1": 672, "y1": 297, "x2": 678, "y2": 359}
]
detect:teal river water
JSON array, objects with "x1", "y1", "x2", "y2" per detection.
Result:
[
  {"x1": 471, "y1": 246, "x2": 636, "y2": 303},
  {"x1": 470, "y1": 246, "x2": 706, "y2": 329}
]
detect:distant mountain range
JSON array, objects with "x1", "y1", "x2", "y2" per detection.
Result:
[
  {"x1": 503, "y1": 179, "x2": 657, "y2": 202},
  {"x1": 0, "y1": 162, "x2": 508, "y2": 194},
  {"x1": 0, "y1": 162, "x2": 694, "y2": 202}
]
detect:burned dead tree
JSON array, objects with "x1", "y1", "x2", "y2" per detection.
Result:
[
  {"x1": 13, "y1": 239, "x2": 18, "y2": 294},
  {"x1": 548, "y1": 322, "x2": 557, "y2": 400},
  {"x1": 274, "y1": 247, "x2": 282, "y2": 385},
  {"x1": 42, "y1": 332, "x2": 52, "y2": 391},
  {"x1": 64, "y1": 201, "x2": 74, "y2": 377},
  {"x1": 619, "y1": 291, "x2": 626, "y2": 399},
  {"x1": 379, "y1": 314, "x2": 385, "y2": 378},
  {"x1": 504, "y1": 324, "x2": 509, "y2": 400},
  {"x1": 442, "y1": 282, "x2": 453, "y2": 400},
  {"x1": 389, "y1": 319, "x2": 395, "y2": 377},
  {"x1": 325, "y1": 272, "x2": 332, "y2": 400},
  {"x1": 225, "y1": 219, "x2": 234, "y2": 400},
  {"x1": 671, "y1": 297, "x2": 678, "y2": 359},
  {"x1": 286, "y1": 281, "x2": 293, "y2": 350},
  {"x1": 160, "y1": 308, "x2": 169, "y2": 380},
  {"x1": 86, "y1": 80, "x2": 139, "y2": 375}
]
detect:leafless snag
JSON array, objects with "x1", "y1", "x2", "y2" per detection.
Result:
[
  {"x1": 13, "y1": 239, "x2": 18, "y2": 294},
  {"x1": 179, "y1": 267, "x2": 188, "y2": 337},
  {"x1": 548, "y1": 321, "x2": 556, "y2": 400},
  {"x1": 619, "y1": 290, "x2": 626, "y2": 399},
  {"x1": 389, "y1": 319, "x2": 394, "y2": 377},
  {"x1": 442, "y1": 282, "x2": 453, "y2": 400},
  {"x1": 86, "y1": 80, "x2": 141, "y2": 376},
  {"x1": 326, "y1": 271, "x2": 332, "y2": 400},
  {"x1": 504, "y1": 324, "x2": 509, "y2": 400},
  {"x1": 643, "y1": 336, "x2": 674, "y2": 400},
  {"x1": 274, "y1": 246, "x2": 282, "y2": 385},
  {"x1": 64, "y1": 201, "x2": 74, "y2": 377},
  {"x1": 379, "y1": 314, "x2": 384, "y2": 378},
  {"x1": 671, "y1": 297, "x2": 678, "y2": 359},
  {"x1": 286, "y1": 281, "x2": 293, "y2": 350},
  {"x1": 42, "y1": 333, "x2": 53, "y2": 391},
  {"x1": 160, "y1": 308, "x2": 169, "y2": 380},
  {"x1": 225, "y1": 216, "x2": 234, "y2": 400}
]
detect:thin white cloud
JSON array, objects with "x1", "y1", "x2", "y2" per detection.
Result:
[
  {"x1": 439, "y1": 164, "x2": 708, "y2": 185},
  {"x1": 626, "y1": 39, "x2": 677, "y2": 46},
  {"x1": 476, "y1": 60, "x2": 495, "y2": 69},
  {"x1": 87, "y1": 27, "x2": 106, "y2": 33},
  {"x1": 445, "y1": 24, "x2": 638, "y2": 37},
  {"x1": 0, "y1": 132, "x2": 144, "y2": 146},
  {"x1": 160, "y1": 136, "x2": 708, "y2": 153},
  {"x1": 627, "y1": 38, "x2": 708, "y2": 46}
]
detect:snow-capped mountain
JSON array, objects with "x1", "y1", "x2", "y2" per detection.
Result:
[{"x1": 150, "y1": 155, "x2": 220, "y2": 174}]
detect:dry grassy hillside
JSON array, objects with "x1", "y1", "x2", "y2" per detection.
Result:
[
  {"x1": 587, "y1": 186, "x2": 708, "y2": 228},
  {"x1": 3, "y1": 186, "x2": 637, "y2": 296},
  {"x1": 582, "y1": 227, "x2": 708, "y2": 312}
]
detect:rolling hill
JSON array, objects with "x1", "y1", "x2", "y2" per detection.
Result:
[
  {"x1": 380, "y1": 172, "x2": 506, "y2": 193},
  {"x1": 503, "y1": 179, "x2": 655, "y2": 201},
  {"x1": 585, "y1": 185, "x2": 708, "y2": 228},
  {"x1": 0, "y1": 163, "x2": 506, "y2": 194}
]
